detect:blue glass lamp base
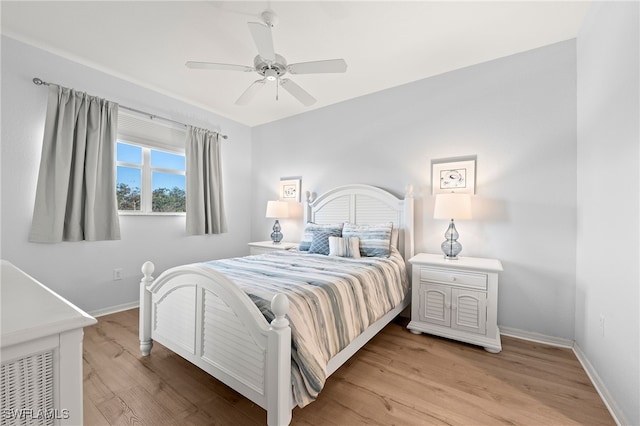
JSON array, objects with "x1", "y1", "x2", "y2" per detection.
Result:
[
  {"x1": 270, "y1": 219, "x2": 283, "y2": 244},
  {"x1": 441, "y1": 240, "x2": 462, "y2": 260},
  {"x1": 441, "y1": 219, "x2": 462, "y2": 260}
]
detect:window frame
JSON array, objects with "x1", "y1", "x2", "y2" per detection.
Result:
[{"x1": 116, "y1": 138, "x2": 186, "y2": 216}]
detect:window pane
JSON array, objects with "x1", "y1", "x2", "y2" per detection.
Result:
[
  {"x1": 152, "y1": 172, "x2": 185, "y2": 212},
  {"x1": 151, "y1": 149, "x2": 185, "y2": 171},
  {"x1": 117, "y1": 142, "x2": 142, "y2": 164},
  {"x1": 117, "y1": 166, "x2": 141, "y2": 211}
]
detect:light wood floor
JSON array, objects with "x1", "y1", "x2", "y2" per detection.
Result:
[{"x1": 83, "y1": 309, "x2": 614, "y2": 425}]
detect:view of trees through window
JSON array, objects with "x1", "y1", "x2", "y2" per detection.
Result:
[{"x1": 116, "y1": 142, "x2": 186, "y2": 213}]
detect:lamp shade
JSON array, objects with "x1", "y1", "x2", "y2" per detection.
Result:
[
  {"x1": 265, "y1": 200, "x2": 290, "y2": 219},
  {"x1": 434, "y1": 193, "x2": 472, "y2": 220}
]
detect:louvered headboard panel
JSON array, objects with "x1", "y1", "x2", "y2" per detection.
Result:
[
  {"x1": 312, "y1": 194, "x2": 351, "y2": 224},
  {"x1": 305, "y1": 184, "x2": 414, "y2": 260}
]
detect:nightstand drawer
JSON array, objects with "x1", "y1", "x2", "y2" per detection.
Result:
[{"x1": 419, "y1": 268, "x2": 487, "y2": 290}]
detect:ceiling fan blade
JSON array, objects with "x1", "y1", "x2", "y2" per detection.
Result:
[
  {"x1": 280, "y1": 79, "x2": 316, "y2": 106},
  {"x1": 185, "y1": 61, "x2": 254, "y2": 72},
  {"x1": 248, "y1": 22, "x2": 276, "y2": 62},
  {"x1": 235, "y1": 79, "x2": 266, "y2": 105},
  {"x1": 287, "y1": 59, "x2": 347, "y2": 74}
]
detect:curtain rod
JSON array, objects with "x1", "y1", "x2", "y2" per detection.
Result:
[{"x1": 32, "y1": 78, "x2": 228, "y2": 140}]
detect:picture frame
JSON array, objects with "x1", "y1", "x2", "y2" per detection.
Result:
[
  {"x1": 279, "y1": 177, "x2": 301, "y2": 202},
  {"x1": 431, "y1": 157, "x2": 476, "y2": 195}
]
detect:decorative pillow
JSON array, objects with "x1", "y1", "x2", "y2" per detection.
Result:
[
  {"x1": 308, "y1": 229, "x2": 342, "y2": 255},
  {"x1": 328, "y1": 236, "x2": 361, "y2": 258},
  {"x1": 299, "y1": 223, "x2": 344, "y2": 251},
  {"x1": 342, "y1": 222, "x2": 393, "y2": 257}
]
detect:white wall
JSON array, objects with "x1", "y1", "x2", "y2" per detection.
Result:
[
  {"x1": 251, "y1": 40, "x2": 578, "y2": 340},
  {"x1": 1, "y1": 36, "x2": 254, "y2": 313},
  {"x1": 576, "y1": 2, "x2": 639, "y2": 424},
  {"x1": 3, "y1": 9, "x2": 638, "y2": 421}
]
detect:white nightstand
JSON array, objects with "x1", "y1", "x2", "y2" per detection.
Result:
[
  {"x1": 407, "y1": 253, "x2": 503, "y2": 353},
  {"x1": 248, "y1": 241, "x2": 298, "y2": 255}
]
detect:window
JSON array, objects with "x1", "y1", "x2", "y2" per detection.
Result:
[
  {"x1": 116, "y1": 141, "x2": 186, "y2": 214},
  {"x1": 116, "y1": 111, "x2": 187, "y2": 215}
]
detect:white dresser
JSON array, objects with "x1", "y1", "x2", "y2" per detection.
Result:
[
  {"x1": 1, "y1": 260, "x2": 97, "y2": 425},
  {"x1": 407, "y1": 253, "x2": 503, "y2": 353}
]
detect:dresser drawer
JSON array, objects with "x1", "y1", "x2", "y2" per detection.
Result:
[{"x1": 419, "y1": 267, "x2": 487, "y2": 290}]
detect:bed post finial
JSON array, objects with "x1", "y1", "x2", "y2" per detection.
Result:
[
  {"x1": 139, "y1": 261, "x2": 155, "y2": 356},
  {"x1": 405, "y1": 184, "x2": 414, "y2": 198},
  {"x1": 271, "y1": 293, "x2": 289, "y2": 328},
  {"x1": 142, "y1": 261, "x2": 154, "y2": 278},
  {"x1": 305, "y1": 190, "x2": 317, "y2": 204},
  {"x1": 304, "y1": 191, "x2": 315, "y2": 225}
]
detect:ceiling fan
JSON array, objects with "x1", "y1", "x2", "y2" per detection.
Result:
[{"x1": 186, "y1": 9, "x2": 347, "y2": 106}]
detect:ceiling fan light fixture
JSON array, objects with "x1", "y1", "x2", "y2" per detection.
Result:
[{"x1": 265, "y1": 68, "x2": 278, "y2": 81}]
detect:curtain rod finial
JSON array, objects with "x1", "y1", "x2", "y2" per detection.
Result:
[{"x1": 33, "y1": 78, "x2": 45, "y2": 86}]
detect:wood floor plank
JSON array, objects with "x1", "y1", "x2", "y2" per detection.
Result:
[
  {"x1": 83, "y1": 311, "x2": 614, "y2": 425},
  {"x1": 83, "y1": 395, "x2": 110, "y2": 426},
  {"x1": 98, "y1": 385, "x2": 177, "y2": 426},
  {"x1": 83, "y1": 357, "x2": 115, "y2": 406}
]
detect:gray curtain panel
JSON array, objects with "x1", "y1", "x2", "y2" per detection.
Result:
[
  {"x1": 29, "y1": 85, "x2": 120, "y2": 242},
  {"x1": 186, "y1": 126, "x2": 228, "y2": 235}
]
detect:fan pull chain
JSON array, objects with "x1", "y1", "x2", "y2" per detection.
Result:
[{"x1": 276, "y1": 80, "x2": 279, "y2": 101}]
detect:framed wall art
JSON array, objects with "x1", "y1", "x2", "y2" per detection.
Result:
[
  {"x1": 431, "y1": 157, "x2": 476, "y2": 195},
  {"x1": 279, "y1": 177, "x2": 301, "y2": 202}
]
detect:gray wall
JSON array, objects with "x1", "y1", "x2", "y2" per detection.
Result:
[
  {"x1": 251, "y1": 40, "x2": 578, "y2": 340},
  {"x1": 1, "y1": 36, "x2": 253, "y2": 313},
  {"x1": 576, "y1": 2, "x2": 639, "y2": 424}
]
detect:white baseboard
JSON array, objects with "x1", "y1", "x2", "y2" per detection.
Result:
[
  {"x1": 500, "y1": 326, "x2": 624, "y2": 426},
  {"x1": 572, "y1": 344, "x2": 626, "y2": 426},
  {"x1": 89, "y1": 301, "x2": 139, "y2": 318},
  {"x1": 499, "y1": 325, "x2": 574, "y2": 348}
]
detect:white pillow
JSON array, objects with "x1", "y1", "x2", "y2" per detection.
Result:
[{"x1": 328, "y1": 236, "x2": 361, "y2": 258}]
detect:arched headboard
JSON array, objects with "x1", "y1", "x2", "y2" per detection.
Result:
[{"x1": 304, "y1": 184, "x2": 414, "y2": 261}]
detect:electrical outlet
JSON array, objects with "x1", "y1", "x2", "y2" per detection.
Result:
[
  {"x1": 599, "y1": 314, "x2": 605, "y2": 337},
  {"x1": 113, "y1": 268, "x2": 123, "y2": 281}
]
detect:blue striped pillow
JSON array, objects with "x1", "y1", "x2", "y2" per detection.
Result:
[{"x1": 342, "y1": 222, "x2": 393, "y2": 257}]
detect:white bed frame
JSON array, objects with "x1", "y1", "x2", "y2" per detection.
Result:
[{"x1": 138, "y1": 184, "x2": 414, "y2": 425}]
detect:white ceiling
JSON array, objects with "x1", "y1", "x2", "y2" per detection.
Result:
[{"x1": 2, "y1": 1, "x2": 591, "y2": 126}]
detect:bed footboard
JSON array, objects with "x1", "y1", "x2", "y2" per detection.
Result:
[{"x1": 139, "y1": 261, "x2": 292, "y2": 426}]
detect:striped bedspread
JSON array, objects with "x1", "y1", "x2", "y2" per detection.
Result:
[{"x1": 202, "y1": 247, "x2": 408, "y2": 407}]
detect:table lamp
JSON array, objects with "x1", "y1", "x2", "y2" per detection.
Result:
[
  {"x1": 433, "y1": 193, "x2": 472, "y2": 260},
  {"x1": 265, "y1": 200, "x2": 290, "y2": 244}
]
